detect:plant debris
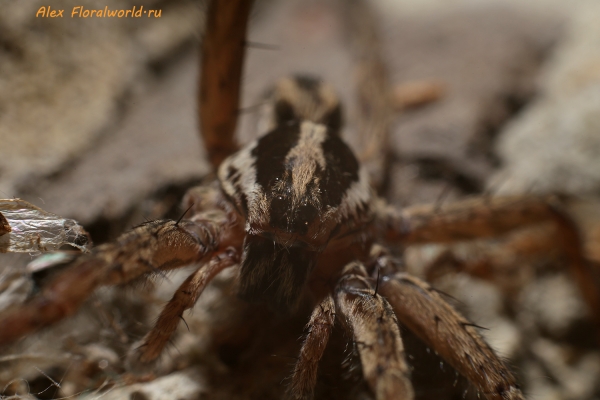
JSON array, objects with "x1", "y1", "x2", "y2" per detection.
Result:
[{"x1": 0, "y1": 199, "x2": 90, "y2": 253}]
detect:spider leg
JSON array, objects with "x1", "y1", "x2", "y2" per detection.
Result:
[
  {"x1": 379, "y1": 196, "x2": 569, "y2": 244},
  {"x1": 200, "y1": 0, "x2": 253, "y2": 169},
  {"x1": 423, "y1": 223, "x2": 560, "y2": 286},
  {"x1": 287, "y1": 294, "x2": 336, "y2": 400},
  {"x1": 0, "y1": 257, "x2": 106, "y2": 345},
  {"x1": 377, "y1": 195, "x2": 600, "y2": 337},
  {"x1": 97, "y1": 219, "x2": 215, "y2": 284},
  {"x1": 379, "y1": 272, "x2": 524, "y2": 400},
  {"x1": 0, "y1": 209, "x2": 237, "y2": 346},
  {"x1": 335, "y1": 262, "x2": 414, "y2": 400},
  {"x1": 342, "y1": 0, "x2": 392, "y2": 190},
  {"x1": 131, "y1": 246, "x2": 239, "y2": 364}
]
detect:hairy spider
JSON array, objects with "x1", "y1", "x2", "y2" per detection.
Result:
[{"x1": 1, "y1": 1, "x2": 599, "y2": 399}]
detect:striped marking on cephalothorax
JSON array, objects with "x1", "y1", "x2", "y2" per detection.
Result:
[
  {"x1": 285, "y1": 121, "x2": 327, "y2": 205},
  {"x1": 218, "y1": 142, "x2": 259, "y2": 218}
]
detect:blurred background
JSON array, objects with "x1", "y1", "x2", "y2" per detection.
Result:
[{"x1": 1, "y1": 0, "x2": 600, "y2": 398}]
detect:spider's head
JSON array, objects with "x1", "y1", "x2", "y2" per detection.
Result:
[{"x1": 217, "y1": 76, "x2": 372, "y2": 311}]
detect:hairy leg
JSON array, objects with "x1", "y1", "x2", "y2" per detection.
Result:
[
  {"x1": 379, "y1": 196, "x2": 565, "y2": 244},
  {"x1": 379, "y1": 272, "x2": 524, "y2": 400},
  {"x1": 132, "y1": 247, "x2": 239, "y2": 364},
  {"x1": 422, "y1": 223, "x2": 562, "y2": 290},
  {"x1": 0, "y1": 257, "x2": 105, "y2": 345},
  {"x1": 287, "y1": 294, "x2": 336, "y2": 400},
  {"x1": 199, "y1": 0, "x2": 253, "y2": 168},
  {"x1": 335, "y1": 262, "x2": 414, "y2": 400},
  {"x1": 377, "y1": 195, "x2": 600, "y2": 338},
  {"x1": 341, "y1": 0, "x2": 393, "y2": 190},
  {"x1": 0, "y1": 210, "x2": 234, "y2": 346},
  {"x1": 99, "y1": 219, "x2": 222, "y2": 284}
]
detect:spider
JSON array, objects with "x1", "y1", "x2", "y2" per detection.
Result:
[{"x1": 1, "y1": 1, "x2": 599, "y2": 399}]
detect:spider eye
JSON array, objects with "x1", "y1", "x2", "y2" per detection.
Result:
[
  {"x1": 271, "y1": 195, "x2": 288, "y2": 213},
  {"x1": 274, "y1": 99, "x2": 298, "y2": 125}
]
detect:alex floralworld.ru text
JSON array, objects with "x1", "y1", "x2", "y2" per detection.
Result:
[{"x1": 36, "y1": 6, "x2": 162, "y2": 18}]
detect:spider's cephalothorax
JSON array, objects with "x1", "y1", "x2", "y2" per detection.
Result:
[{"x1": 218, "y1": 76, "x2": 372, "y2": 311}]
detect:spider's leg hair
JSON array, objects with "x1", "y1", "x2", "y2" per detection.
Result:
[
  {"x1": 379, "y1": 272, "x2": 524, "y2": 400},
  {"x1": 101, "y1": 217, "x2": 224, "y2": 285},
  {"x1": 335, "y1": 262, "x2": 414, "y2": 400},
  {"x1": 175, "y1": 202, "x2": 195, "y2": 226},
  {"x1": 377, "y1": 195, "x2": 600, "y2": 335},
  {"x1": 200, "y1": 0, "x2": 253, "y2": 169},
  {"x1": 287, "y1": 294, "x2": 335, "y2": 400},
  {"x1": 0, "y1": 215, "x2": 229, "y2": 346},
  {"x1": 131, "y1": 247, "x2": 239, "y2": 364},
  {"x1": 373, "y1": 265, "x2": 381, "y2": 297}
]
